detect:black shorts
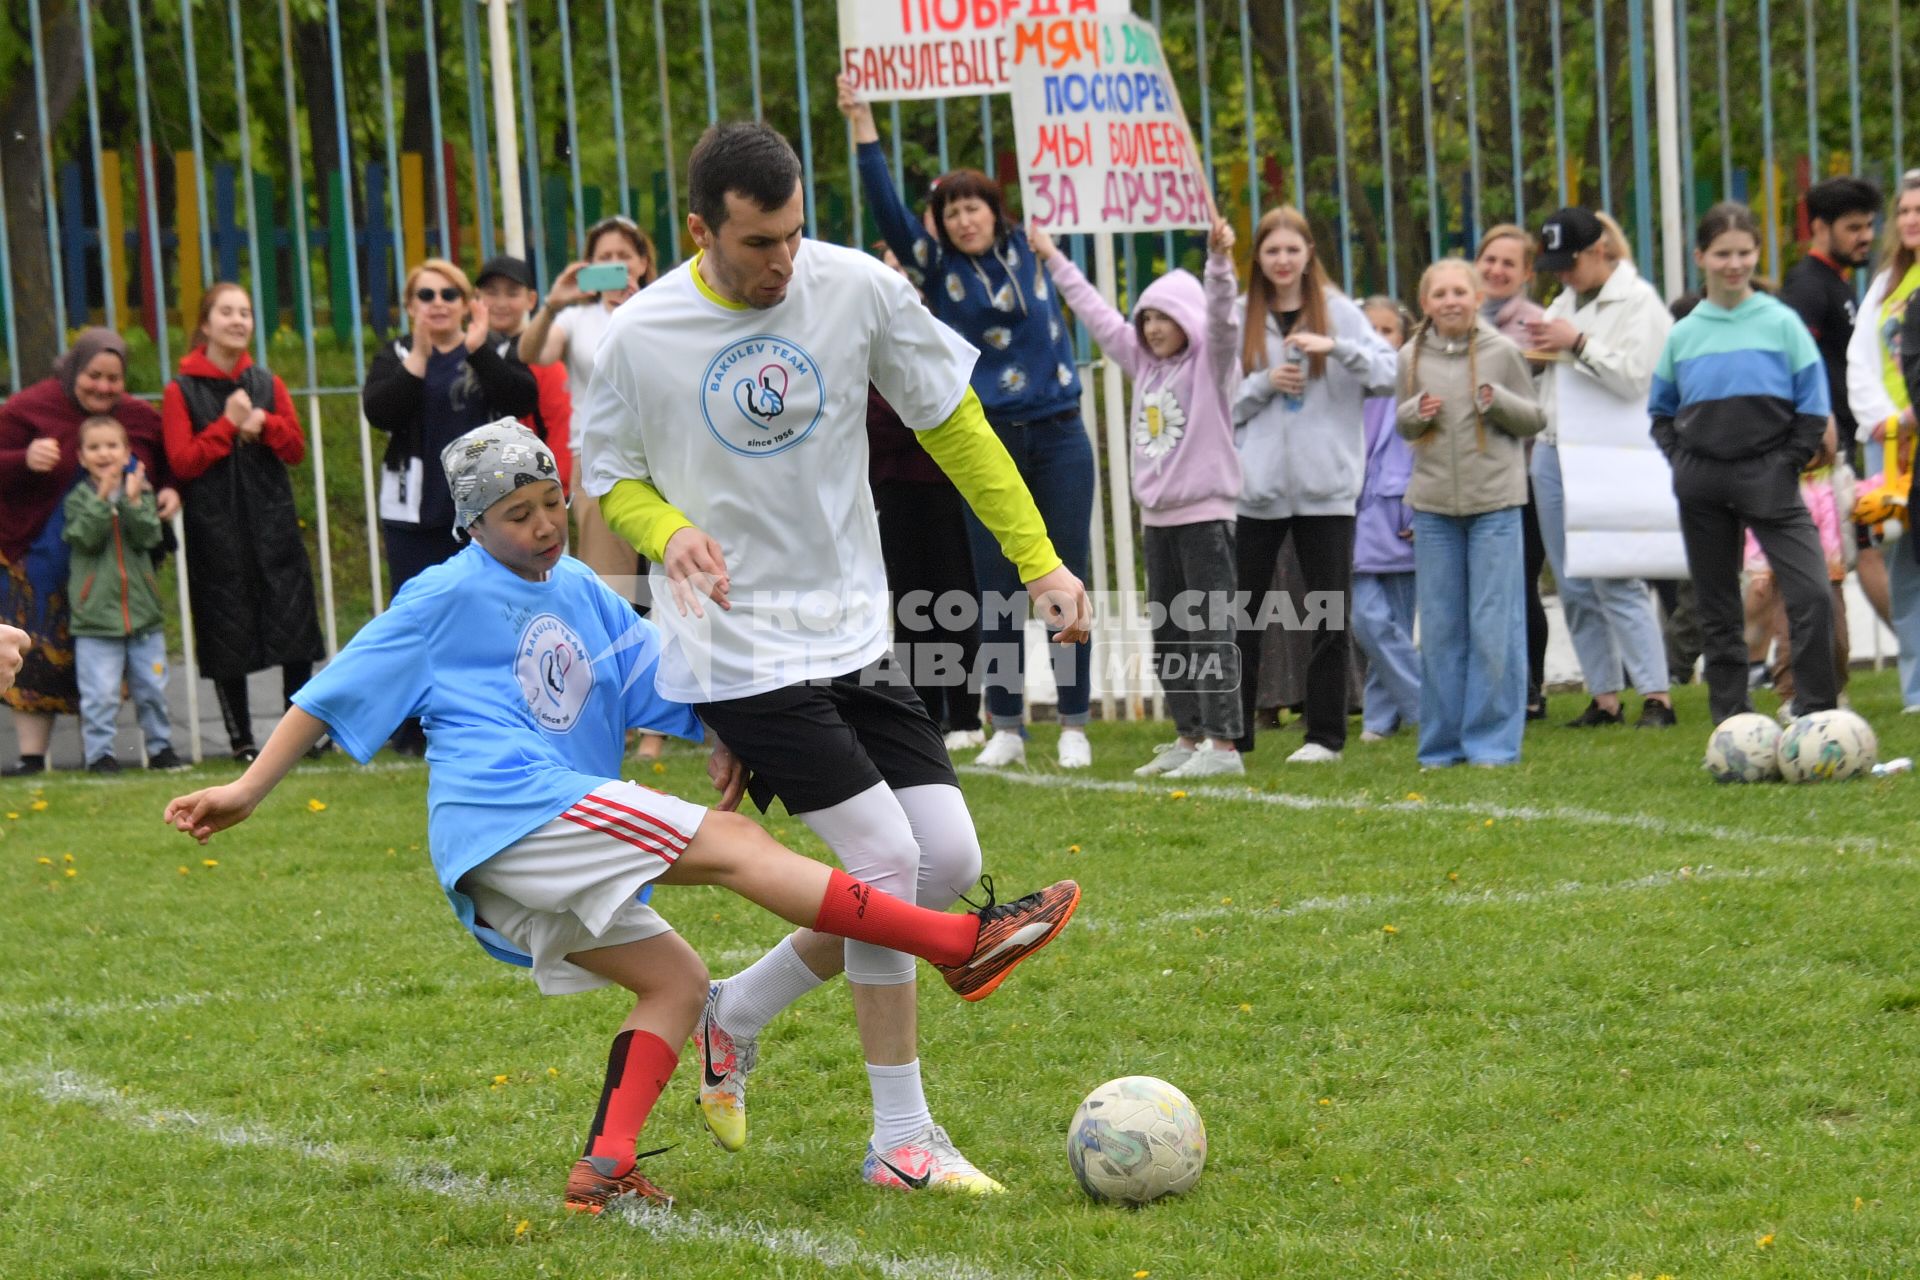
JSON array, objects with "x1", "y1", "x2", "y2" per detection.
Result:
[{"x1": 694, "y1": 651, "x2": 957, "y2": 816}]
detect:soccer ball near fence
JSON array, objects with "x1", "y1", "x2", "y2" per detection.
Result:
[
  {"x1": 1777, "y1": 709, "x2": 1878, "y2": 782},
  {"x1": 1703, "y1": 712, "x2": 1784, "y2": 783},
  {"x1": 1066, "y1": 1075, "x2": 1206, "y2": 1205}
]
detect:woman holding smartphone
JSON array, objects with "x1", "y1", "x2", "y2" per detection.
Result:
[{"x1": 521, "y1": 217, "x2": 659, "y2": 599}]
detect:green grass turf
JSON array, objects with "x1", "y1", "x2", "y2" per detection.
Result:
[{"x1": 2, "y1": 677, "x2": 1918, "y2": 1278}]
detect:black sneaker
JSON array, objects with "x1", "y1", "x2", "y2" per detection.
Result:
[
  {"x1": 146, "y1": 747, "x2": 191, "y2": 771},
  {"x1": 1563, "y1": 700, "x2": 1624, "y2": 728},
  {"x1": 232, "y1": 745, "x2": 260, "y2": 764},
  {"x1": 0, "y1": 757, "x2": 45, "y2": 778},
  {"x1": 87, "y1": 756, "x2": 121, "y2": 775},
  {"x1": 1635, "y1": 700, "x2": 1677, "y2": 729},
  {"x1": 1525, "y1": 702, "x2": 1548, "y2": 721}
]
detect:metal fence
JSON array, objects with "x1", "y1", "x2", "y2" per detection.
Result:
[{"x1": 1, "y1": 0, "x2": 1913, "y2": 746}]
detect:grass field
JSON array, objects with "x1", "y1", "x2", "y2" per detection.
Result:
[{"x1": 3, "y1": 677, "x2": 1919, "y2": 1278}]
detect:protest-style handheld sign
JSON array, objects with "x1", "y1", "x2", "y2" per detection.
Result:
[
  {"x1": 838, "y1": 0, "x2": 1127, "y2": 102},
  {"x1": 1008, "y1": 13, "x2": 1211, "y2": 233}
]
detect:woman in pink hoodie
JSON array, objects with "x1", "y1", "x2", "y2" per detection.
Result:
[{"x1": 1031, "y1": 218, "x2": 1245, "y2": 779}]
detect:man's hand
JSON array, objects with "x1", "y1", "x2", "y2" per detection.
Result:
[
  {"x1": 1025, "y1": 564, "x2": 1092, "y2": 645},
  {"x1": 0, "y1": 623, "x2": 29, "y2": 694},
  {"x1": 661, "y1": 525, "x2": 732, "y2": 618},
  {"x1": 706, "y1": 737, "x2": 748, "y2": 812},
  {"x1": 155, "y1": 486, "x2": 181, "y2": 521},
  {"x1": 163, "y1": 781, "x2": 263, "y2": 845}
]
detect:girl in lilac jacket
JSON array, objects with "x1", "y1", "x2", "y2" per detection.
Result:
[
  {"x1": 1032, "y1": 219, "x2": 1245, "y2": 779},
  {"x1": 1353, "y1": 298, "x2": 1421, "y2": 742}
]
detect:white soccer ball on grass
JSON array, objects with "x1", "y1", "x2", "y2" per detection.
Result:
[
  {"x1": 1703, "y1": 712, "x2": 1784, "y2": 783},
  {"x1": 1777, "y1": 708, "x2": 1878, "y2": 782},
  {"x1": 1066, "y1": 1075, "x2": 1206, "y2": 1205}
]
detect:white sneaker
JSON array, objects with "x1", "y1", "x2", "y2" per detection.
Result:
[
  {"x1": 1056, "y1": 728, "x2": 1092, "y2": 769},
  {"x1": 1286, "y1": 743, "x2": 1342, "y2": 764},
  {"x1": 1163, "y1": 745, "x2": 1246, "y2": 778},
  {"x1": 1358, "y1": 729, "x2": 1392, "y2": 744},
  {"x1": 1902, "y1": 703, "x2": 1920, "y2": 715},
  {"x1": 974, "y1": 731, "x2": 1027, "y2": 768},
  {"x1": 1132, "y1": 741, "x2": 1196, "y2": 776},
  {"x1": 861, "y1": 1123, "x2": 1005, "y2": 1194},
  {"x1": 942, "y1": 728, "x2": 986, "y2": 752}
]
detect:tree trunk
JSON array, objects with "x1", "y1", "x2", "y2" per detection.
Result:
[{"x1": 2, "y1": 0, "x2": 86, "y2": 379}]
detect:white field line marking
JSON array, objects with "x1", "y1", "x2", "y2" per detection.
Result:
[
  {"x1": 957, "y1": 766, "x2": 1882, "y2": 851},
  {"x1": 0, "y1": 989, "x2": 228, "y2": 1024},
  {"x1": 1096, "y1": 853, "x2": 1920, "y2": 933},
  {"x1": 24, "y1": 1067, "x2": 1027, "y2": 1280}
]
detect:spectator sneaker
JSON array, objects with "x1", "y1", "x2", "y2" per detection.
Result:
[
  {"x1": 146, "y1": 748, "x2": 190, "y2": 772},
  {"x1": 942, "y1": 728, "x2": 986, "y2": 752},
  {"x1": 1056, "y1": 728, "x2": 1092, "y2": 769},
  {"x1": 973, "y1": 731, "x2": 1026, "y2": 768},
  {"x1": 1635, "y1": 700, "x2": 1677, "y2": 729},
  {"x1": 86, "y1": 756, "x2": 121, "y2": 775},
  {"x1": 1164, "y1": 745, "x2": 1246, "y2": 778},
  {"x1": 862, "y1": 1124, "x2": 1005, "y2": 1194},
  {"x1": 1563, "y1": 700, "x2": 1624, "y2": 728},
  {"x1": 1286, "y1": 743, "x2": 1341, "y2": 763},
  {"x1": 564, "y1": 1151, "x2": 673, "y2": 1213},
  {"x1": 937, "y1": 877, "x2": 1081, "y2": 1002},
  {"x1": 691, "y1": 982, "x2": 755, "y2": 1153},
  {"x1": 1133, "y1": 741, "x2": 1196, "y2": 776}
]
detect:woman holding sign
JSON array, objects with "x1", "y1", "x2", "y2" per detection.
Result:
[{"x1": 841, "y1": 75, "x2": 1095, "y2": 771}]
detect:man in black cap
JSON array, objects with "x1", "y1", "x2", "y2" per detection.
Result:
[{"x1": 475, "y1": 255, "x2": 573, "y2": 507}]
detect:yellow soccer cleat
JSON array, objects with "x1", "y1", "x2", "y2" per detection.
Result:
[{"x1": 691, "y1": 982, "x2": 754, "y2": 1153}]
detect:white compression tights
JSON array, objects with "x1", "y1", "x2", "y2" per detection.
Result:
[{"x1": 799, "y1": 781, "x2": 983, "y2": 985}]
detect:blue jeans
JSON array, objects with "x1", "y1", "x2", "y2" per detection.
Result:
[
  {"x1": 964, "y1": 410, "x2": 1094, "y2": 729},
  {"x1": 1413, "y1": 508, "x2": 1526, "y2": 766},
  {"x1": 75, "y1": 629, "x2": 172, "y2": 764},
  {"x1": 1530, "y1": 442, "x2": 1670, "y2": 697},
  {"x1": 1866, "y1": 440, "x2": 1920, "y2": 707},
  {"x1": 1351, "y1": 572, "x2": 1420, "y2": 735}
]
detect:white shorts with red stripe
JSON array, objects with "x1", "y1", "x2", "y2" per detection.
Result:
[{"x1": 463, "y1": 780, "x2": 708, "y2": 995}]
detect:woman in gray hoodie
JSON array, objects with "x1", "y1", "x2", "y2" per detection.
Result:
[{"x1": 1231, "y1": 207, "x2": 1399, "y2": 762}]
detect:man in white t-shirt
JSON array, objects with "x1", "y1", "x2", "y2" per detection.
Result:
[{"x1": 577, "y1": 121, "x2": 1091, "y2": 1193}]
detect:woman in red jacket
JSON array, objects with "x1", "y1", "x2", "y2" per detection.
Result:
[
  {"x1": 161, "y1": 283, "x2": 325, "y2": 761},
  {"x1": 1, "y1": 328, "x2": 178, "y2": 775}
]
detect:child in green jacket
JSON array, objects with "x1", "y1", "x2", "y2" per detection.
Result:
[{"x1": 63, "y1": 415, "x2": 182, "y2": 772}]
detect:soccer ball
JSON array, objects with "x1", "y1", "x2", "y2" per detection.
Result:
[
  {"x1": 1066, "y1": 1075, "x2": 1206, "y2": 1205},
  {"x1": 1777, "y1": 708, "x2": 1878, "y2": 782},
  {"x1": 1703, "y1": 712, "x2": 1784, "y2": 783}
]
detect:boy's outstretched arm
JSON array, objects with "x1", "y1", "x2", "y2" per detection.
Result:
[{"x1": 163, "y1": 706, "x2": 332, "y2": 844}]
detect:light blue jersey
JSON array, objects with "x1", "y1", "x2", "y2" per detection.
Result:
[{"x1": 292, "y1": 543, "x2": 702, "y2": 960}]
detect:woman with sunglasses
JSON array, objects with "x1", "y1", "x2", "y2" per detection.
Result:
[{"x1": 363, "y1": 258, "x2": 539, "y2": 595}]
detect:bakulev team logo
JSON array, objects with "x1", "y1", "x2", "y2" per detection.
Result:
[
  {"x1": 516, "y1": 612, "x2": 595, "y2": 733},
  {"x1": 700, "y1": 333, "x2": 825, "y2": 457}
]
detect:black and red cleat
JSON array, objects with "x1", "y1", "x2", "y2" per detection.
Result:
[
  {"x1": 564, "y1": 1154, "x2": 673, "y2": 1214},
  {"x1": 937, "y1": 878, "x2": 1081, "y2": 1002}
]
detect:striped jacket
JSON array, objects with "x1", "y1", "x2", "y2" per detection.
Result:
[{"x1": 1649, "y1": 292, "x2": 1829, "y2": 467}]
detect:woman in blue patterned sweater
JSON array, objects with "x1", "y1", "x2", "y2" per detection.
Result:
[{"x1": 840, "y1": 75, "x2": 1096, "y2": 770}]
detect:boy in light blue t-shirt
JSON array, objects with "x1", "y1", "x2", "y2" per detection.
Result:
[{"x1": 164, "y1": 420, "x2": 1079, "y2": 1214}]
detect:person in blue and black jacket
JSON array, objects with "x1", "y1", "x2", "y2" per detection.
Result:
[
  {"x1": 1651, "y1": 202, "x2": 1835, "y2": 724},
  {"x1": 839, "y1": 74, "x2": 1096, "y2": 771}
]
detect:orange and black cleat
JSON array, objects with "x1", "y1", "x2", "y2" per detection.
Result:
[
  {"x1": 937, "y1": 877, "x2": 1081, "y2": 1002},
  {"x1": 564, "y1": 1153, "x2": 673, "y2": 1214}
]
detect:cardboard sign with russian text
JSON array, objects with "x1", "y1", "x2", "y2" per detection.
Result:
[
  {"x1": 1008, "y1": 14, "x2": 1211, "y2": 233},
  {"x1": 838, "y1": 0, "x2": 1127, "y2": 102}
]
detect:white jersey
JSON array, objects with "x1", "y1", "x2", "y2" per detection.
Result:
[{"x1": 577, "y1": 239, "x2": 978, "y2": 702}]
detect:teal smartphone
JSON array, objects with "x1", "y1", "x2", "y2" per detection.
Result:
[{"x1": 577, "y1": 262, "x2": 630, "y2": 294}]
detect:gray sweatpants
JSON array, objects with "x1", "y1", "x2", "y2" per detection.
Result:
[
  {"x1": 1673, "y1": 451, "x2": 1836, "y2": 722},
  {"x1": 1144, "y1": 520, "x2": 1242, "y2": 741}
]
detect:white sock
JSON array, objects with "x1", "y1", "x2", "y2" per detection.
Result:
[
  {"x1": 714, "y1": 936, "x2": 827, "y2": 1039},
  {"x1": 866, "y1": 1059, "x2": 933, "y2": 1150}
]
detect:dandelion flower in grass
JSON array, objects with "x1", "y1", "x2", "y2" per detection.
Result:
[
  {"x1": 493, "y1": 1073, "x2": 510, "y2": 1086},
  {"x1": 514, "y1": 1219, "x2": 529, "y2": 1237},
  {"x1": 547, "y1": 1066, "x2": 560, "y2": 1078},
  {"x1": 202, "y1": 859, "x2": 218, "y2": 868},
  {"x1": 1382, "y1": 924, "x2": 1399, "y2": 935},
  {"x1": 1169, "y1": 789, "x2": 1188, "y2": 800},
  {"x1": 1483, "y1": 819, "x2": 1494, "y2": 828},
  {"x1": 5, "y1": 813, "x2": 16, "y2": 821},
  {"x1": 1067, "y1": 844, "x2": 1081, "y2": 854},
  {"x1": 30, "y1": 799, "x2": 47, "y2": 812},
  {"x1": 1447, "y1": 871, "x2": 1460, "y2": 882},
  {"x1": 1135, "y1": 1272, "x2": 1151, "y2": 1279},
  {"x1": 1238, "y1": 1003, "x2": 1252, "y2": 1013},
  {"x1": 35, "y1": 856, "x2": 51, "y2": 866},
  {"x1": 306, "y1": 798, "x2": 328, "y2": 813},
  {"x1": 1404, "y1": 791, "x2": 1424, "y2": 804},
  {"x1": 62, "y1": 852, "x2": 73, "y2": 863},
  {"x1": 63, "y1": 868, "x2": 76, "y2": 878},
  {"x1": 651, "y1": 761, "x2": 667, "y2": 775},
  {"x1": 1317, "y1": 1097, "x2": 1331, "y2": 1106},
  {"x1": 1757, "y1": 1234, "x2": 1775, "y2": 1249},
  {"x1": 177, "y1": 866, "x2": 189, "y2": 876}
]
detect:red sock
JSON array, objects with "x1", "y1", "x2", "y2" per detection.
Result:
[
  {"x1": 582, "y1": 1029, "x2": 678, "y2": 1174},
  {"x1": 812, "y1": 868, "x2": 981, "y2": 966}
]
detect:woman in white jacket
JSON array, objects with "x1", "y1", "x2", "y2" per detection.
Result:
[
  {"x1": 1845, "y1": 169, "x2": 1920, "y2": 711},
  {"x1": 1525, "y1": 208, "x2": 1678, "y2": 729},
  {"x1": 1230, "y1": 207, "x2": 1399, "y2": 763}
]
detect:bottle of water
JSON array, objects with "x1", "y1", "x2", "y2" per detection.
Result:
[
  {"x1": 1281, "y1": 342, "x2": 1305, "y2": 413},
  {"x1": 1870, "y1": 757, "x2": 1913, "y2": 777}
]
